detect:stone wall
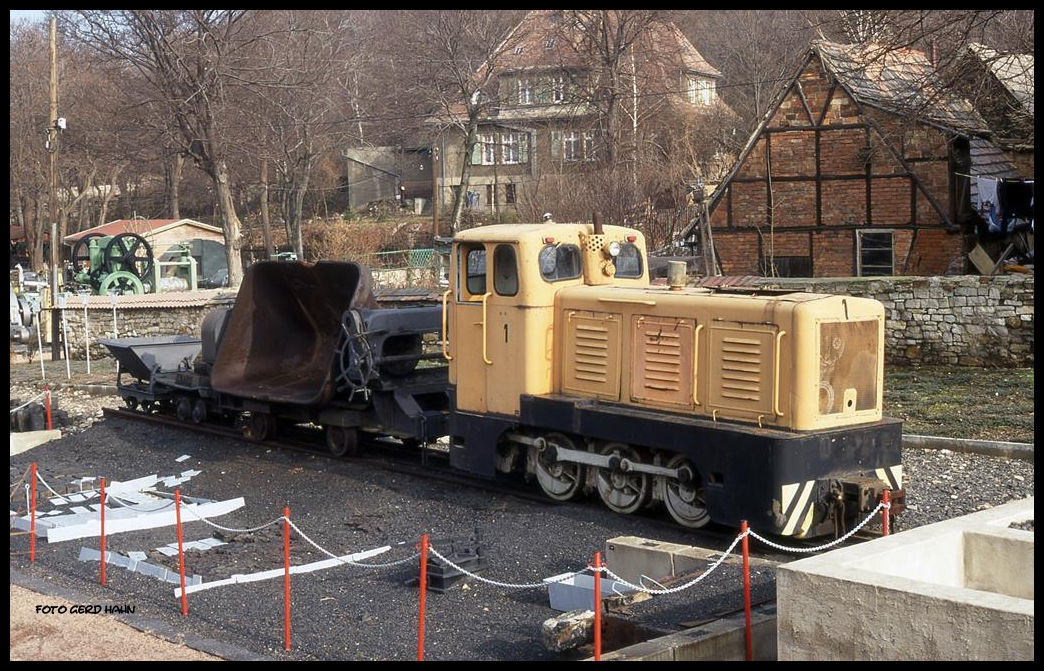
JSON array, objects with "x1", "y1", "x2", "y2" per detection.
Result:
[
  {"x1": 57, "y1": 274, "x2": 1033, "y2": 368},
  {"x1": 61, "y1": 295, "x2": 236, "y2": 361},
  {"x1": 759, "y1": 274, "x2": 1033, "y2": 367}
]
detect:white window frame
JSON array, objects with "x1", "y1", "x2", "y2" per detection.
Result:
[
  {"x1": 501, "y1": 132, "x2": 520, "y2": 165},
  {"x1": 517, "y1": 78, "x2": 533, "y2": 105},
  {"x1": 563, "y1": 131, "x2": 581, "y2": 162},
  {"x1": 583, "y1": 131, "x2": 596, "y2": 161},
  {"x1": 481, "y1": 133, "x2": 497, "y2": 165},
  {"x1": 688, "y1": 75, "x2": 715, "y2": 105},
  {"x1": 856, "y1": 229, "x2": 895, "y2": 276},
  {"x1": 552, "y1": 75, "x2": 566, "y2": 103}
]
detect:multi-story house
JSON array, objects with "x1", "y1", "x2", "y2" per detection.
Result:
[{"x1": 432, "y1": 10, "x2": 732, "y2": 222}]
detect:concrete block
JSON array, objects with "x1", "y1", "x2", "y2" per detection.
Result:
[
  {"x1": 777, "y1": 497, "x2": 1033, "y2": 660},
  {"x1": 9, "y1": 429, "x2": 62, "y2": 455},
  {"x1": 605, "y1": 536, "x2": 691, "y2": 584}
]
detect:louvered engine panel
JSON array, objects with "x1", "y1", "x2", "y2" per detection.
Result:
[
  {"x1": 630, "y1": 316, "x2": 694, "y2": 408},
  {"x1": 708, "y1": 325, "x2": 775, "y2": 415},
  {"x1": 562, "y1": 310, "x2": 621, "y2": 400}
]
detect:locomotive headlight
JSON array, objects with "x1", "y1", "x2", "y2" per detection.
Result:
[{"x1": 605, "y1": 240, "x2": 621, "y2": 257}]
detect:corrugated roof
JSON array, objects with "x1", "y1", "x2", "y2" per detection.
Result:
[
  {"x1": 61, "y1": 288, "x2": 236, "y2": 310},
  {"x1": 813, "y1": 40, "x2": 989, "y2": 135},
  {"x1": 967, "y1": 43, "x2": 1034, "y2": 117}
]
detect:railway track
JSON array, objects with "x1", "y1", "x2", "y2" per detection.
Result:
[{"x1": 99, "y1": 406, "x2": 882, "y2": 561}]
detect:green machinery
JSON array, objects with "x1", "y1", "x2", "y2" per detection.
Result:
[{"x1": 70, "y1": 232, "x2": 155, "y2": 295}]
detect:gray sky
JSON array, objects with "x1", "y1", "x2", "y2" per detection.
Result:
[{"x1": 10, "y1": 10, "x2": 48, "y2": 24}]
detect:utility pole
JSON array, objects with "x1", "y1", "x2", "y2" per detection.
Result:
[
  {"x1": 48, "y1": 15, "x2": 61, "y2": 359},
  {"x1": 431, "y1": 143, "x2": 439, "y2": 240}
]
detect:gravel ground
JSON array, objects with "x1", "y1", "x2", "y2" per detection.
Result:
[{"x1": 9, "y1": 360, "x2": 1035, "y2": 661}]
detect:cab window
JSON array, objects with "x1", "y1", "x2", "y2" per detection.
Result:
[
  {"x1": 615, "y1": 243, "x2": 643, "y2": 278},
  {"x1": 539, "y1": 244, "x2": 582, "y2": 282},
  {"x1": 464, "y1": 246, "x2": 486, "y2": 297},
  {"x1": 493, "y1": 244, "x2": 518, "y2": 296}
]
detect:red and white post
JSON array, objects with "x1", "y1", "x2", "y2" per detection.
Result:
[
  {"x1": 418, "y1": 533, "x2": 429, "y2": 661},
  {"x1": 741, "y1": 520, "x2": 752, "y2": 661},
  {"x1": 29, "y1": 462, "x2": 38, "y2": 563},
  {"x1": 175, "y1": 489, "x2": 188, "y2": 616},
  {"x1": 44, "y1": 387, "x2": 52, "y2": 431},
  {"x1": 882, "y1": 489, "x2": 891, "y2": 537},
  {"x1": 100, "y1": 478, "x2": 107, "y2": 586},
  {"x1": 593, "y1": 551, "x2": 603, "y2": 661},
  {"x1": 283, "y1": 506, "x2": 291, "y2": 651}
]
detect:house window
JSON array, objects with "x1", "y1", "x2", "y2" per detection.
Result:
[
  {"x1": 563, "y1": 131, "x2": 581, "y2": 161},
  {"x1": 583, "y1": 131, "x2": 596, "y2": 160},
  {"x1": 502, "y1": 132, "x2": 521, "y2": 164},
  {"x1": 505, "y1": 183, "x2": 517, "y2": 204},
  {"x1": 857, "y1": 231, "x2": 894, "y2": 276},
  {"x1": 550, "y1": 131, "x2": 562, "y2": 160},
  {"x1": 518, "y1": 79, "x2": 533, "y2": 105},
  {"x1": 688, "y1": 75, "x2": 715, "y2": 105},
  {"x1": 486, "y1": 184, "x2": 495, "y2": 205},
  {"x1": 513, "y1": 46, "x2": 524, "y2": 55},
  {"x1": 552, "y1": 75, "x2": 566, "y2": 103},
  {"x1": 761, "y1": 256, "x2": 811, "y2": 278},
  {"x1": 481, "y1": 133, "x2": 497, "y2": 165}
]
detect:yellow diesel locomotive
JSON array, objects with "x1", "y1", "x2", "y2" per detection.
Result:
[{"x1": 106, "y1": 217, "x2": 902, "y2": 539}]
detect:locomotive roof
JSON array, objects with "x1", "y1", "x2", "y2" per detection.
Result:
[{"x1": 453, "y1": 222, "x2": 640, "y2": 244}]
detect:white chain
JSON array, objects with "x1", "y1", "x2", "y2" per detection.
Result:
[
  {"x1": 34, "y1": 469, "x2": 73, "y2": 504},
  {"x1": 426, "y1": 545, "x2": 589, "y2": 590},
  {"x1": 285, "y1": 519, "x2": 420, "y2": 568},
  {"x1": 747, "y1": 502, "x2": 888, "y2": 553},
  {"x1": 9, "y1": 390, "x2": 49, "y2": 414},
  {"x1": 598, "y1": 531, "x2": 746, "y2": 595},
  {"x1": 178, "y1": 503, "x2": 285, "y2": 534}
]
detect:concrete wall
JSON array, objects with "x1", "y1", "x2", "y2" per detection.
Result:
[
  {"x1": 776, "y1": 497, "x2": 1034, "y2": 661},
  {"x1": 759, "y1": 274, "x2": 1033, "y2": 367}
]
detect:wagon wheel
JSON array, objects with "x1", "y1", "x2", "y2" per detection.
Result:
[
  {"x1": 98, "y1": 270, "x2": 145, "y2": 295},
  {"x1": 71, "y1": 233, "x2": 103, "y2": 273},
  {"x1": 531, "y1": 432, "x2": 585, "y2": 502},
  {"x1": 659, "y1": 455, "x2": 710, "y2": 528},
  {"x1": 325, "y1": 425, "x2": 359, "y2": 458},
  {"x1": 175, "y1": 397, "x2": 193, "y2": 423},
  {"x1": 104, "y1": 233, "x2": 154, "y2": 287},
  {"x1": 242, "y1": 412, "x2": 277, "y2": 442},
  {"x1": 595, "y1": 442, "x2": 652, "y2": 515},
  {"x1": 191, "y1": 399, "x2": 208, "y2": 424}
]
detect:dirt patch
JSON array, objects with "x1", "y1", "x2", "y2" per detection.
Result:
[
  {"x1": 884, "y1": 366, "x2": 1034, "y2": 443},
  {"x1": 9, "y1": 584, "x2": 220, "y2": 661}
]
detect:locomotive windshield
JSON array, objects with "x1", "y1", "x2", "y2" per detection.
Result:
[
  {"x1": 614, "y1": 242, "x2": 643, "y2": 278},
  {"x1": 539, "y1": 244, "x2": 582, "y2": 282}
]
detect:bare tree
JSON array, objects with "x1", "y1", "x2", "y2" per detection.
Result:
[
  {"x1": 60, "y1": 10, "x2": 271, "y2": 286},
  {"x1": 400, "y1": 10, "x2": 524, "y2": 232}
]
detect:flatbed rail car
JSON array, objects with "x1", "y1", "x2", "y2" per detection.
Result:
[{"x1": 103, "y1": 215, "x2": 903, "y2": 539}]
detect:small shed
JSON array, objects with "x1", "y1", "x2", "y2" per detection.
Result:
[{"x1": 65, "y1": 218, "x2": 227, "y2": 279}]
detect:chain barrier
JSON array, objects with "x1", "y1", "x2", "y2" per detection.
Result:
[
  {"x1": 285, "y1": 519, "x2": 420, "y2": 569},
  {"x1": 10, "y1": 390, "x2": 49, "y2": 414},
  {"x1": 597, "y1": 530, "x2": 747, "y2": 595},
  {"x1": 33, "y1": 469, "x2": 73, "y2": 504},
  {"x1": 426, "y1": 545, "x2": 590, "y2": 591},
  {"x1": 178, "y1": 503, "x2": 286, "y2": 535},
  {"x1": 746, "y1": 501, "x2": 889, "y2": 554}
]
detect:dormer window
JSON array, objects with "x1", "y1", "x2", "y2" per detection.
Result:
[
  {"x1": 514, "y1": 46, "x2": 524, "y2": 55},
  {"x1": 687, "y1": 75, "x2": 715, "y2": 105},
  {"x1": 545, "y1": 38, "x2": 555, "y2": 49}
]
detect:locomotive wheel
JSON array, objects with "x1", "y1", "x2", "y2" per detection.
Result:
[
  {"x1": 191, "y1": 399, "x2": 208, "y2": 424},
  {"x1": 124, "y1": 396, "x2": 139, "y2": 411},
  {"x1": 659, "y1": 455, "x2": 710, "y2": 528},
  {"x1": 243, "y1": 412, "x2": 277, "y2": 442},
  {"x1": 326, "y1": 425, "x2": 359, "y2": 458},
  {"x1": 175, "y1": 397, "x2": 193, "y2": 423},
  {"x1": 532, "y1": 433, "x2": 584, "y2": 502},
  {"x1": 595, "y1": 443, "x2": 652, "y2": 515}
]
